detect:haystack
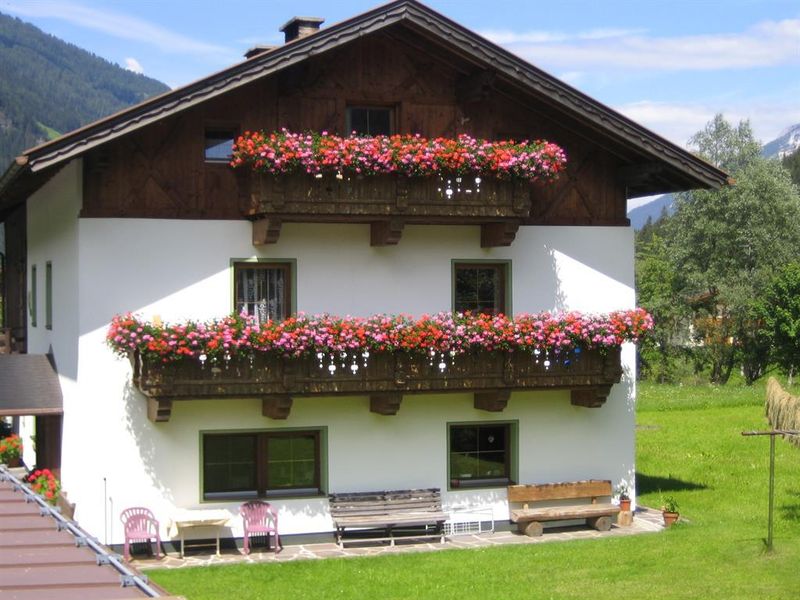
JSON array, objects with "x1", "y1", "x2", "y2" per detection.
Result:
[{"x1": 766, "y1": 377, "x2": 800, "y2": 448}]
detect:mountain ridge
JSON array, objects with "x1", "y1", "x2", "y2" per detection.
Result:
[{"x1": 0, "y1": 11, "x2": 169, "y2": 169}]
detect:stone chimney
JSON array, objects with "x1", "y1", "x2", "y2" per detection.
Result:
[{"x1": 279, "y1": 16, "x2": 324, "y2": 43}]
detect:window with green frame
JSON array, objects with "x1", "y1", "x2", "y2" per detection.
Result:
[
  {"x1": 233, "y1": 261, "x2": 292, "y2": 324},
  {"x1": 30, "y1": 264, "x2": 37, "y2": 327},
  {"x1": 45, "y1": 261, "x2": 53, "y2": 330},
  {"x1": 453, "y1": 262, "x2": 509, "y2": 316},
  {"x1": 202, "y1": 429, "x2": 323, "y2": 500},
  {"x1": 449, "y1": 422, "x2": 516, "y2": 488}
]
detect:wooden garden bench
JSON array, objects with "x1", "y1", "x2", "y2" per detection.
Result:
[
  {"x1": 508, "y1": 479, "x2": 620, "y2": 536},
  {"x1": 328, "y1": 488, "x2": 448, "y2": 547}
]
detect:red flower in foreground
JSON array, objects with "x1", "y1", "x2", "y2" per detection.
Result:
[{"x1": 27, "y1": 470, "x2": 61, "y2": 505}]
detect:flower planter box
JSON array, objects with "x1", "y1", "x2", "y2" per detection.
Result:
[
  {"x1": 243, "y1": 172, "x2": 533, "y2": 220},
  {"x1": 131, "y1": 347, "x2": 622, "y2": 422}
]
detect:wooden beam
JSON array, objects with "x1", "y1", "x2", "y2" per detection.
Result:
[
  {"x1": 617, "y1": 162, "x2": 666, "y2": 186},
  {"x1": 262, "y1": 395, "x2": 293, "y2": 419},
  {"x1": 147, "y1": 397, "x2": 172, "y2": 423},
  {"x1": 474, "y1": 390, "x2": 510, "y2": 412},
  {"x1": 570, "y1": 387, "x2": 609, "y2": 408},
  {"x1": 456, "y1": 69, "x2": 497, "y2": 104},
  {"x1": 370, "y1": 219, "x2": 404, "y2": 246},
  {"x1": 252, "y1": 217, "x2": 282, "y2": 245},
  {"x1": 481, "y1": 222, "x2": 519, "y2": 247},
  {"x1": 370, "y1": 393, "x2": 403, "y2": 415}
]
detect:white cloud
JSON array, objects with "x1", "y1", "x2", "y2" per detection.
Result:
[
  {"x1": 2, "y1": 0, "x2": 236, "y2": 58},
  {"x1": 124, "y1": 57, "x2": 143, "y2": 74},
  {"x1": 482, "y1": 27, "x2": 646, "y2": 45},
  {"x1": 557, "y1": 71, "x2": 585, "y2": 85},
  {"x1": 614, "y1": 99, "x2": 800, "y2": 147},
  {"x1": 484, "y1": 18, "x2": 800, "y2": 71}
]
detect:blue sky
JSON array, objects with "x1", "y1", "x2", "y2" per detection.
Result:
[{"x1": 1, "y1": 0, "x2": 798, "y2": 154}]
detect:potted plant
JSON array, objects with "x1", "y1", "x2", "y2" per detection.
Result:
[
  {"x1": 27, "y1": 469, "x2": 61, "y2": 505},
  {"x1": 616, "y1": 483, "x2": 632, "y2": 512},
  {"x1": 661, "y1": 495, "x2": 680, "y2": 527},
  {"x1": 0, "y1": 434, "x2": 22, "y2": 467}
]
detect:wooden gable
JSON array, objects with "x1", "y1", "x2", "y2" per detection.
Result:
[{"x1": 81, "y1": 27, "x2": 629, "y2": 229}]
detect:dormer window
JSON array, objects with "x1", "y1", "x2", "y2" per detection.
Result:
[
  {"x1": 205, "y1": 127, "x2": 238, "y2": 162},
  {"x1": 346, "y1": 106, "x2": 393, "y2": 136}
]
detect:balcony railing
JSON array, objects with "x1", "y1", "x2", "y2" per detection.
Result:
[
  {"x1": 239, "y1": 173, "x2": 532, "y2": 247},
  {"x1": 132, "y1": 347, "x2": 622, "y2": 423}
]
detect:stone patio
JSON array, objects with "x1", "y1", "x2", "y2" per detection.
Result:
[{"x1": 133, "y1": 507, "x2": 666, "y2": 571}]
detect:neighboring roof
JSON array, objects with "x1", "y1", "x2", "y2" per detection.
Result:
[
  {"x1": 0, "y1": 467, "x2": 171, "y2": 598},
  {"x1": 0, "y1": 0, "x2": 729, "y2": 208},
  {"x1": 0, "y1": 355, "x2": 63, "y2": 416}
]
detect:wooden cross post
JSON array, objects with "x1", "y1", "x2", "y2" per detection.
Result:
[{"x1": 740, "y1": 429, "x2": 800, "y2": 552}]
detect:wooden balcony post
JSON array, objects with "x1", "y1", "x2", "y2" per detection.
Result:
[
  {"x1": 474, "y1": 390, "x2": 510, "y2": 412},
  {"x1": 147, "y1": 397, "x2": 172, "y2": 423},
  {"x1": 262, "y1": 395, "x2": 293, "y2": 419},
  {"x1": 252, "y1": 217, "x2": 282, "y2": 245},
  {"x1": 481, "y1": 222, "x2": 519, "y2": 247},
  {"x1": 370, "y1": 219, "x2": 404, "y2": 246},
  {"x1": 370, "y1": 393, "x2": 403, "y2": 415}
]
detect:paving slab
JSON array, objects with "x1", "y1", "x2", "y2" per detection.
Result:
[{"x1": 135, "y1": 506, "x2": 666, "y2": 571}]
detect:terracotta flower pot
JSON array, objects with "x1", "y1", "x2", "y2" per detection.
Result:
[
  {"x1": 662, "y1": 511, "x2": 679, "y2": 528},
  {"x1": 619, "y1": 498, "x2": 631, "y2": 512},
  {"x1": 4, "y1": 456, "x2": 21, "y2": 468}
]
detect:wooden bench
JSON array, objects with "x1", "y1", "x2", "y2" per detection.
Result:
[
  {"x1": 508, "y1": 479, "x2": 620, "y2": 536},
  {"x1": 329, "y1": 488, "x2": 448, "y2": 547}
]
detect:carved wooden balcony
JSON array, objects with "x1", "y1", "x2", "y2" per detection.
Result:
[
  {"x1": 132, "y1": 348, "x2": 622, "y2": 423},
  {"x1": 239, "y1": 173, "x2": 532, "y2": 247}
]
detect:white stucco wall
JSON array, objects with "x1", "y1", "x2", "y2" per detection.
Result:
[
  {"x1": 55, "y1": 219, "x2": 635, "y2": 544},
  {"x1": 25, "y1": 160, "x2": 81, "y2": 468}
]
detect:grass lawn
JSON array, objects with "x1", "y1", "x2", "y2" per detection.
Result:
[{"x1": 150, "y1": 381, "x2": 800, "y2": 599}]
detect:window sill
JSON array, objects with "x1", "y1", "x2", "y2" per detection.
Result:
[
  {"x1": 201, "y1": 492, "x2": 325, "y2": 503},
  {"x1": 448, "y1": 479, "x2": 513, "y2": 492}
]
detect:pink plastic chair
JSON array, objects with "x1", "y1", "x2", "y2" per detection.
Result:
[
  {"x1": 120, "y1": 507, "x2": 162, "y2": 561},
  {"x1": 240, "y1": 501, "x2": 282, "y2": 554}
]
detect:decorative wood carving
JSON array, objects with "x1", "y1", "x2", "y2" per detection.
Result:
[
  {"x1": 370, "y1": 219, "x2": 405, "y2": 246},
  {"x1": 252, "y1": 217, "x2": 282, "y2": 245},
  {"x1": 247, "y1": 173, "x2": 534, "y2": 223},
  {"x1": 481, "y1": 221, "x2": 519, "y2": 247},
  {"x1": 370, "y1": 393, "x2": 403, "y2": 415},
  {"x1": 262, "y1": 395, "x2": 293, "y2": 419},
  {"x1": 474, "y1": 390, "x2": 511, "y2": 412},
  {"x1": 132, "y1": 348, "x2": 622, "y2": 421}
]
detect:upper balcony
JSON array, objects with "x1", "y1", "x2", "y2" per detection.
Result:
[
  {"x1": 240, "y1": 172, "x2": 530, "y2": 247},
  {"x1": 232, "y1": 131, "x2": 568, "y2": 247}
]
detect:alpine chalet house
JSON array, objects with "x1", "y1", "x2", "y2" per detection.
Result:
[{"x1": 0, "y1": 1, "x2": 727, "y2": 547}]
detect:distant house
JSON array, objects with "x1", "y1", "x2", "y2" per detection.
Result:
[{"x1": 0, "y1": 0, "x2": 727, "y2": 545}]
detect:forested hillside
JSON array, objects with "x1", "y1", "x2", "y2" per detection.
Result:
[{"x1": 0, "y1": 12, "x2": 169, "y2": 168}]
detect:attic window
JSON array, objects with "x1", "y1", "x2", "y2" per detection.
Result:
[
  {"x1": 346, "y1": 107, "x2": 393, "y2": 136},
  {"x1": 205, "y1": 128, "x2": 238, "y2": 162}
]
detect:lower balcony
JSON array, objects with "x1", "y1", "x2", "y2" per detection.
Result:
[{"x1": 131, "y1": 348, "x2": 623, "y2": 423}]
